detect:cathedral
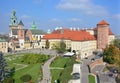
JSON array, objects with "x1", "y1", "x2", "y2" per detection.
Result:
[{"x1": 9, "y1": 10, "x2": 45, "y2": 50}]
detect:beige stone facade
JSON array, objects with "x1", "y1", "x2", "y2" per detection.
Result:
[
  {"x1": 71, "y1": 40, "x2": 97, "y2": 58},
  {"x1": 108, "y1": 35, "x2": 115, "y2": 45},
  {"x1": 0, "y1": 41, "x2": 8, "y2": 53},
  {"x1": 41, "y1": 39, "x2": 97, "y2": 59}
]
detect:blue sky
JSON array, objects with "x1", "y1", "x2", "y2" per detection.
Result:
[{"x1": 0, "y1": 0, "x2": 120, "y2": 35}]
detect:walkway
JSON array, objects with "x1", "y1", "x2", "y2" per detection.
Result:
[
  {"x1": 40, "y1": 56, "x2": 56, "y2": 83},
  {"x1": 13, "y1": 63, "x2": 28, "y2": 71},
  {"x1": 69, "y1": 64, "x2": 81, "y2": 83},
  {"x1": 81, "y1": 55, "x2": 96, "y2": 83}
]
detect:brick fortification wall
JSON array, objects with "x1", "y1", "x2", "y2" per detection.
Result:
[{"x1": 89, "y1": 59, "x2": 104, "y2": 72}]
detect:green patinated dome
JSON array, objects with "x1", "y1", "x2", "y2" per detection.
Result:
[{"x1": 31, "y1": 21, "x2": 37, "y2": 30}]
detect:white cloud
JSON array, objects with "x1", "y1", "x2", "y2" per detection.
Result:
[
  {"x1": 112, "y1": 14, "x2": 120, "y2": 19},
  {"x1": 21, "y1": 15, "x2": 31, "y2": 19},
  {"x1": 56, "y1": 0, "x2": 109, "y2": 16},
  {"x1": 68, "y1": 18, "x2": 82, "y2": 22}
]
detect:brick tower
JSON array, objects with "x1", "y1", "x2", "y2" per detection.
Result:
[{"x1": 97, "y1": 20, "x2": 109, "y2": 49}]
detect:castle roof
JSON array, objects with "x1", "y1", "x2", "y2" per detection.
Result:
[
  {"x1": 43, "y1": 29, "x2": 96, "y2": 41},
  {"x1": 30, "y1": 29, "x2": 46, "y2": 35},
  {"x1": 97, "y1": 20, "x2": 109, "y2": 25}
]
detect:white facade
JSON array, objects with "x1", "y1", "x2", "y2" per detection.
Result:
[
  {"x1": 19, "y1": 39, "x2": 24, "y2": 49},
  {"x1": 71, "y1": 40, "x2": 97, "y2": 58},
  {"x1": 41, "y1": 38, "x2": 97, "y2": 59},
  {"x1": 108, "y1": 35, "x2": 115, "y2": 45}
]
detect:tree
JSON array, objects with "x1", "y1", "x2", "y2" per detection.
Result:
[
  {"x1": 0, "y1": 52, "x2": 8, "y2": 82},
  {"x1": 103, "y1": 44, "x2": 120, "y2": 64},
  {"x1": 45, "y1": 40, "x2": 50, "y2": 49},
  {"x1": 7, "y1": 67, "x2": 15, "y2": 77},
  {"x1": 57, "y1": 41, "x2": 66, "y2": 53},
  {"x1": 113, "y1": 39, "x2": 120, "y2": 49}
]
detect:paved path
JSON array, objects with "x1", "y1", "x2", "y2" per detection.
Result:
[
  {"x1": 40, "y1": 56, "x2": 56, "y2": 83},
  {"x1": 69, "y1": 64, "x2": 81, "y2": 83},
  {"x1": 81, "y1": 55, "x2": 97, "y2": 83},
  {"x1": 13, "y1": 63, "x2": 28, "y2": 71},
  {"x1": 81, "y1": 59, "x2": 90, "y2": 83}
]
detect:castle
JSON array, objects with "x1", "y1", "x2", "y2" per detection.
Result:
[
  {"x1": 0, "y1": 10, "x2": 115, "y2": 57},
  {"x1": 8, "y1": 10, "x2": 45, "y2": 51},
  {"x1": 41, "y1": 20, "x2": 115, "y2": 58}
]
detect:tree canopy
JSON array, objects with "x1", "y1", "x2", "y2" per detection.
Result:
[
  {"x1": 45, "y1": 40, "x2": 50, "y2": 49},
  {"x1": 54, "y1": 41, "x2": 66, "y2": 53},
  {"x1": 113, "y1": 39, "x2": 120, "y2": 49},
  {"x1": 21, "y1": 53, "x2": 48, "y2": 64},
  {"x1": 103, "y1": 44, "x2": 120, "y2": 64}
]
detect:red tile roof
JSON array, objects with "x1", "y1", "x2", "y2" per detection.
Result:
[
  {"x1": 97, "y1": 20, "x2": 109, "y2": 25},
  {"x1": 43, "y1": 29, "x2": 96, "y2": 41},
  {"x1": 108, "y1": 28, "x2": 114, "y2": 35}
]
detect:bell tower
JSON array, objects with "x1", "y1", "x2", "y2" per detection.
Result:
[
  {"x1": 9, "y1": 10, "x2": 18, "y2": 37},
  {"x1": 9, "y1": 10, "x2": 18, "y2": 29}
]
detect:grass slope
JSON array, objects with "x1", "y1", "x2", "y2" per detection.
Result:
[
  {"x1": 5, "y1": 54, "x2": 45, "y2": 83},
  {"x1": 51, "y1": 56, "x2": 75, "y2": 83},
  {"x1": 88, "y1": 74, "x2": 95, "y2": 83},
  {"x1": 13, "y1": 63, "x2": 41, "y2": 83}
]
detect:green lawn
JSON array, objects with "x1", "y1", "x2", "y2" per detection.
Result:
[
  {"x1": 50, "y1": 57, "x2": 69, "y2": 67},
  {"x1": 13, "y1": 63, "x2": 42, "y2": 83},
  {"x1": 51, "y1": 69, "x2": 63, "y2": 83},
  {"x1": 5, "y1": 54, "x2": 45, "y2": 83},
  {"x1": 50, "y1": 56, "x2": 75, "y2": 83},
  {"x1": 88, "y1": 74, "x2": 96, "y2": 83}
]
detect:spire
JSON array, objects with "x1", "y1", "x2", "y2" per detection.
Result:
[
  {"x1": 31, "y1": 21, "x2": 37, "y2": 30},
  {"x1": 9, "y1": 10, "x2": 18, "y2": 26},
  {"x1": 18, "y1": 20, "x2": 24, "y2": 26}
]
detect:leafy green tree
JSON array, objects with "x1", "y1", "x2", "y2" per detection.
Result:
[
  {"x1": 103, "y1": 44, "x2": 120, "y2": 64},
  {"x1": 113, "y1": 39, "x2": 120, "y2": 49},
  {"x1": 7, "y1": 67, "x2": 15, "y2": 77},
  {"x1": 45, "y1": 40, "x2": 50, "y2": 49},
  {"x1": 56, "y1": 41, "x2": 66, "y2": 53}
]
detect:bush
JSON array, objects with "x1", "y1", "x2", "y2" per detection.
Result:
[
  {"x1": 2, "y1": 77, "x2": 15, "y2": 83},
  {"x1": 20, "y1": 74, "x2": 32, "y2": 82}
]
